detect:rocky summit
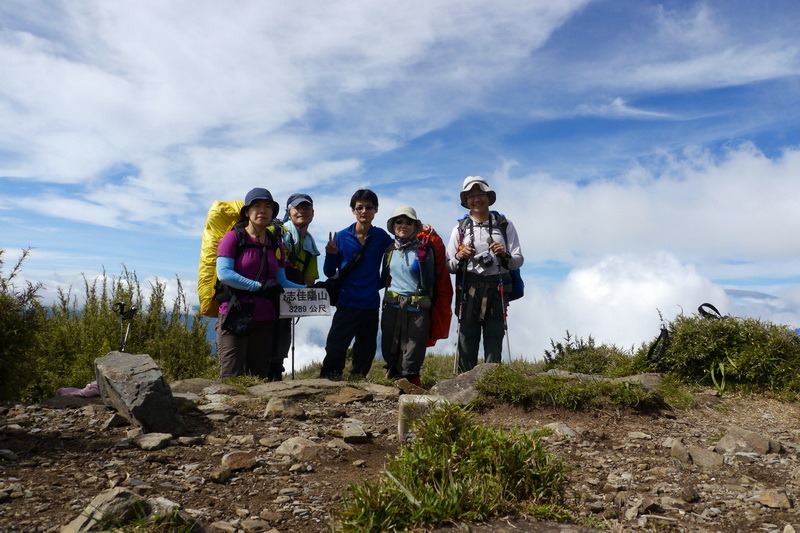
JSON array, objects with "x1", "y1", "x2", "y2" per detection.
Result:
[{"x1": 1, "y1": 367, "x2": 800, "y2": 532}]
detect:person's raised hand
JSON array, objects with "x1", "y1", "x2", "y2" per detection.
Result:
[{"x1": 325, "y1": 232, "x2": 338, "y2": 254}]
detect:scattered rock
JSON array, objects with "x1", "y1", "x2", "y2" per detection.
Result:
[
  {"x1": 715, "y1": 425, "x2": 782, "y2": 455},
  {"x1": 275, "y1": 436, "x2": 323, "y2": 461},
  {"x1": 429, "y1": 364, "x2": 497, "y2": 404},
  {"x1": 221, "y1": 450, "x2": 258, "y2": 471},
  {"x1": 263, "y1": 397, "x2": 307, "y2": 420},
  {"x1": 95, "y1": 351, "x2": 186, "y2": 435},
  {"x1": 5, "y1": 366, "x2": 800, "y2": 533},
  {"x1": 324, "y1": 386, "x2": 373, "y2": 404},
  {"x1": 133, "y1": 432, "x2": 173, "y2": 451}
]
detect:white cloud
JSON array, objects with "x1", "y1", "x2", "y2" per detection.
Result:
[
  {"x1": 626, "y1": 44, "x2": 800, "y2": 91},
  {"x1": 496, "y1": 143, "x2": 800, "y2": 267},
  {"x1": 2, "y1": 1, "x2": 799, "y2": 372},
  {"x1": 505, "y1": 251, "x2": 729, "y2": 360},
  {"x1": 576, "y1": 97, "x2": 675, "y2": 119},
  {"x1": 653, "y1": 4, "x2": 721, "y2": 47}
]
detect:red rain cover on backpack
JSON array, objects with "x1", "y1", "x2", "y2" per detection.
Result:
[{"x1": 418, "y1": 227, "x2": 453, "y2": 347}]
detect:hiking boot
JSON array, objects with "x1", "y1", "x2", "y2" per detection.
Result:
[
  {"x1": 320, "y1": 371, "x2": 343, "y2": 381},
  {"x1": 409, "y1": 375, "x2": 422, "y2": 387},
  {"x1": 348, "y1": 372, "x2": 367, "y2": 382}
]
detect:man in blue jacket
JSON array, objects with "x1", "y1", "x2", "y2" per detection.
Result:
[{"x1": 320, "y1": 189, "x2": 393, "y2": 380}]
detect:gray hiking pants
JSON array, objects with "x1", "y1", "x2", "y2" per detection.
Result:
[
  {"x1": 456, "y1": 273, "x2": 506, "y2": 373},
  {"x1": 381, "y1": 300, "x2": 430, "y2": 379}
]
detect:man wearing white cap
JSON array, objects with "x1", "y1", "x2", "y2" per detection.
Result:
[{"x1": 446, "y1": 176, "x2": 524, "y2": 372}]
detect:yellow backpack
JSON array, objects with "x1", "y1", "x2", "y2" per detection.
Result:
[{"x1": 198, "y1": 201, "x2": 244, "y2": 318}]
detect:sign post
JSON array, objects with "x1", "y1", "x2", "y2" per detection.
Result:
[{"x1": 278, "y1": 288, "x2": 331, "y2": 378}]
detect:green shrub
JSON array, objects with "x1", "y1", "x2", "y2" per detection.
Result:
[
  {"x1": 0, "y1": 248, "x2": 217, "y2": 402},
  {"x1": 543, "y1": 331, "x2": 650, "y2": 377},
  {"x1": 655, "y1": 313, "x2": 800, "y2": 394},
  {"x1": 0, "y1": 249, "x2": 47, "y2": 401},
  {"x1": 335, "y1": 403, "x2": 568, "y2": 532}
]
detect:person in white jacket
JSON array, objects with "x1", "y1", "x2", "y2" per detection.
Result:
[{"x1": 446, "y1": 176, "x2": 524, "y2": 373}]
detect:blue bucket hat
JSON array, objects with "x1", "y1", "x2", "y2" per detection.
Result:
[{"x1": 241, "y1": 187, "x2": 279, "y2": 217}]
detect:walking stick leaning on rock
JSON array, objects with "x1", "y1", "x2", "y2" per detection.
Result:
[{"x1": 114, "y1": 302, "x2": 138, "y2": 352}]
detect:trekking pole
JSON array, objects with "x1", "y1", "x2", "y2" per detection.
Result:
[
  {"x1": 291, "y1": 317, "x2": 298, "y2": 380},
  {"x1": 114, "y1": 302, "x2": 138, "y2": 352},
  {"x1": 453, "y1": 263, "x2": 468, "y2": 375},
  {"x1": 497, "y1": 279, "x2": 511, "y2": 363},
  {"x1": 454, "y1": 311, "x2": 462, "y2": 374}
]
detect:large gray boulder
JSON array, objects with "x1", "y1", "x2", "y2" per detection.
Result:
[
  {"x1": 429, "y1": 363, "x2": 498, "y2": 405},
  {"x1": 95, "y1": 351, "x2": 185, "y2": 436}
]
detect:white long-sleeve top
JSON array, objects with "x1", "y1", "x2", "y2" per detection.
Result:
[{"x1": 445, "y1": 213, "x2": 524, "y2": 275}]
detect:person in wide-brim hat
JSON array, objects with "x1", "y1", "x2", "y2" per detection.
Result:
[
  {"x1": 380, "y1": 205, "x2": 442, "y2": 389},
  {"x1": 240, "y1": 187, "x2": 280, "y2": 218},
  {"x1": 446, "y1": 175, "x2": 524, "y2": 374},
  {"x1": 459, "y1": 176, "x2": 496, "y2": 208},
  {"x1": 386, "y1": 205, "x2": 423, "y2": 234}
]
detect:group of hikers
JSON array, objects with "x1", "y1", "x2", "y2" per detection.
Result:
[{"x1": 213, "y1": 176, "x2": 524, "y2": 386}]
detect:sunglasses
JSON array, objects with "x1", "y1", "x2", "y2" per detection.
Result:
[
  {"x1": 354, "y1": 205, "x2": 375, "y2": 212},
  {"x1": 394, "y1": 217, "x2": 414, "y2": 226}
]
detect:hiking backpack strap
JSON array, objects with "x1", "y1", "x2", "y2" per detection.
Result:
[
  {"x1": 284, "y1": 230, "x2": 311, "y2": 274},
  {"x1": 698, "y1": 303, "x2": 724, "y2": 319},
  {"x1": 215, "y1": 222, "x2": 282, "y2": 303},
  {"x1": 381, "y1": 244, "x2": 394, "y2": 288},
  {"x1": 647, "y1": 324, "x2": 670, "y2": 363}
]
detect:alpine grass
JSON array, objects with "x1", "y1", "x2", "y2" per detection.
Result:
[{"x1": 335, "y1": 403, "x2": 568, "y2": 532}]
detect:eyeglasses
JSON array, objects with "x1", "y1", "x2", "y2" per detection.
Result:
[
  {"x1": 291, "y1": 203, "x2": 312, "y2": 210},
  {"x1": 394, "y1": 217, "x2": 414, "y2": 226},
  {"x1": 466, "y1": 192, "x2": 488, "y2": 200},
  {"x1": 354, "y1": 205, "x2": 375, "y2": 212}
]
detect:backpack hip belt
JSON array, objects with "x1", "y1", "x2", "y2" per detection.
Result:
[{"x1": 384, "y1": 290, "x2": 431, "y2": 310}]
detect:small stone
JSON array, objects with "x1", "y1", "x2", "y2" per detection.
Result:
[
  {"x1": 241, "y1": 518, "x2": 272, "y2": 532},
  {"x1": 259, "y1": 510, "x2": 282, "y2": 522},
  {"x1": 0, "y1": 450, "x2": 19, "y2": 461},
  {"x1": 222, "y1": 450, "x2": 258, "y2": 471},
  {"x1": 209, "y1": 467, "x2": 232, "y2": 484},
  {"x1": 680, "y1": 486, "x2": 700, "y2": 503},
  {"x1": 759, "y1": 489, "x2": 793, "y2": 510},
  {"x1": 133, "y1": 433, "x2": 172, "y2": 451}
]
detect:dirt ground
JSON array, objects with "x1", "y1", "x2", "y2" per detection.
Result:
[{"x1": 2, "y1": 384, "x2": 800, "y2": 532}]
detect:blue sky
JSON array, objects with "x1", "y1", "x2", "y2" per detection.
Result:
[{"x1": 2, "y1": 1, "x2": 799, "y2": 368}]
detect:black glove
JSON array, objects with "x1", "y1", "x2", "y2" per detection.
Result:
[
  {"x1": 258, "y1": 279, "x2": 284, "y2": 299},
  {"x1": 313, "y1": 280, "x2": 327, "y2": 289}
]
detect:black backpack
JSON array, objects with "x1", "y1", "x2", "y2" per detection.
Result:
[{"x1": 214, "y1": 220, "x2": 283, "y2": 303}]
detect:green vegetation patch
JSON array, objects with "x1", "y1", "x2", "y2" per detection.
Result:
[
  {"x1": 476, "y1": 363, "x2": 662, "y2": 411},
  {"x1": 544, "y1": 331, "x2": 650, "y2": 378},
  {"x1": 1, "y1": 249, "x2": 217, "y2": 402},
  {"x1": 654, "y1": 314, "x2": 800, "y2": 396},
  {"x1": 335, "y1": 403, "x2": 569, "y2": 532}
]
